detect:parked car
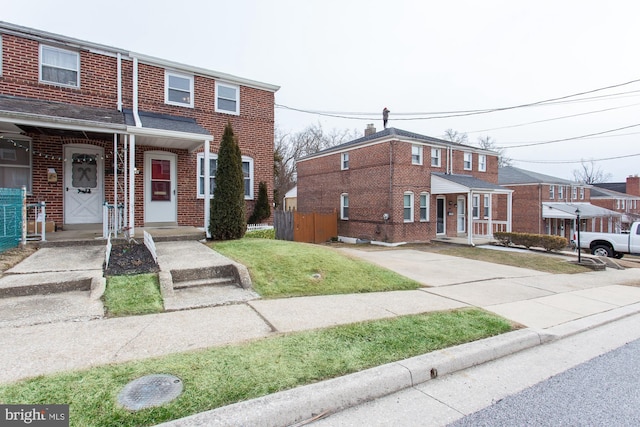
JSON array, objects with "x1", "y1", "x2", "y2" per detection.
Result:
[{"x1": 576, "y1": 222, "x2": 640, "y2": 258}]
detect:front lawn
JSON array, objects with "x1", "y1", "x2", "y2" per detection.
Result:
[
  {"x1": 211, "y1": 238, "x2": 421, "y2": 298},
  {"x1": 103, "y1": 274, "x2": 164, "y2": 317},
  {"x1": 0, "y1": 309, "x2": 511, "y2": 427}
]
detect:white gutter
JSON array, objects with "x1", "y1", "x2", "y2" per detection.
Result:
[{"x1": 125, "y1": 125, "x2": 212, "y2": 142}]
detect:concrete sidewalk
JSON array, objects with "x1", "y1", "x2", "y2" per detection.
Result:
[{"x1": 2, "y1": 242, "x2": 640, "y2": 425}]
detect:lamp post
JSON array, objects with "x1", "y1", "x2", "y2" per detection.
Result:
[{"x1": 575, "y1": 208, "x2": 581, "y2": 263}]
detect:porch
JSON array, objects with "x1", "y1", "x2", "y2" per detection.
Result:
[{"x1": 33, "y1": 226, "x2": 206, "y2": 247}]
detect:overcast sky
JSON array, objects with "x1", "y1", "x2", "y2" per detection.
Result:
[{"x1": 5, "y1": 0, "x2": 640, "y2": 182}]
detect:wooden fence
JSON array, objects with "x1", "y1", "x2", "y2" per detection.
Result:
[{"x1": 274, "y1": 210, "x2": 338, "y2": 244}]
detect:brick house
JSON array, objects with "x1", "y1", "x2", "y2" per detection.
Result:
[
  {"x1": 0, "y1": 22, "x2": 278, "y2": 237},
  {"x1": 498, "y1": 166, "x2": 622, "y2": 240},
  {"x1": 591, "y1": 176, "x2": 640, "y2": 230},
  {"x1": 296, "y1": 126, "x2": 513, "y2": 244}
]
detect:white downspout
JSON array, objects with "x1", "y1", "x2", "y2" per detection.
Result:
[
  {"x1": 117, "y1": 53, "x2": 122, "y2": 112},
  {"x1": 128, "y1": 57, "x2": 142, "y2": 237},
  {"x1": 204, "y1": 140, "x2": 211, "y2": 238},
  {"x1": 113, "y1": 134, "x2": 118, "y2": 236}
]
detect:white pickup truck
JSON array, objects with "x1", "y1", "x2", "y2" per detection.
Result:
[{"x1": 577, "y1": 222, "x2": 640, "y2": 258}]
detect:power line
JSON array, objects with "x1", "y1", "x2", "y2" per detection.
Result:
[
  {"x1": 496, "y1": 123, "x2": 640, "y2": 149},
  {"x1": 275, "y1": 78, "x2": 640, "y2": 121},
  {"x1": 512, "y1": 152, "x2": 640, "y2": 165},
  {"x1": 465, "y1": 103, "x2": 640, "y2": 134}
]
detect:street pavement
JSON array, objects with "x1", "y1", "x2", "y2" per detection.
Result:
[{"x1": 1, "y1": 242, "x2": 640, "y2": 426}]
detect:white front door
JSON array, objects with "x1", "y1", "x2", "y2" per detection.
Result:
[
  {"x1": 64, "y1": 145, "x2": 103, "y2": 224},
  {"x1": 457, "y1": 196, "x2": 466, "y2": 233},
  {"x1": 144, "y1": 152, "x2": 177, "y2": 224}
]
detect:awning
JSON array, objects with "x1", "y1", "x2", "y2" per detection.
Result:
[
  {"x1": 431, "y1": 173, "x2": 512, "y2": 194},
  {"x1": 543, "y1": 202, "x2": 622, "y2": 219},
  {"x1": 124, "y1": 109, "x2": 212, "y2": 151}
]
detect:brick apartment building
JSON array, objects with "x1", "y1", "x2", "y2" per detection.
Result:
[
  {"x1": 498, "y1": 166, "x2": 624, "y2": 240},
  {"x1": 591, "y1": 175, "x2": 640, "y2": 229},
  {"x1": 296, "y1": 126, "x2": 513, "y2": 244},
  {"x1": 0, "y1": 21, "x2": 278, "y2": 237}
]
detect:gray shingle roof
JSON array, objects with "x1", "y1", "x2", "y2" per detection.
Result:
[
  {"x1": 123, "y1": 109, "x2": 210, "y2": 135},
  {"x1": 0, "y1": 94, "x2": 125, "y2": 125},
  {"x1": 432, "y1": 172, "x2": 507, "y2": 191},
  {"x1": 498, "y1": 166, "x2": 575, "y2": 185},
  {"x1": 593, "y1": 182, "x2": 627, "y2": 193},
  {"x1": 304, "y1": 127, "x2": 480, "y2": 159}
]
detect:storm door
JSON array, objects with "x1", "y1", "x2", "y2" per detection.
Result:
[
  {"x1": 64, "y1": 145, "x2": 103, "y2": 224},
  {"x1": 144, "y1": 152, "x2": 177, "y2": 224}
]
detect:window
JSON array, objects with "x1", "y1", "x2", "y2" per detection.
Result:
[
  {"x1": 0, "y1": 138, "x2": 32, "y2": 192},
  {"x1": 404, "y1": 192, "x2": 414, "y2": 222},
  {"x1": 431, "y1": 148, "x2": 441, "y2": 167},
  {"x1": 634, "y1": 200, "x2": 638, "y2": 210},
  {"x1": 419, "y1": 192, "x2": 429, "y2": 221},
  {"x1": 411, "y1": 144, "x2": 423, "y2": 165},
  {"x1": 242, "y1": 157, "x2": 254, "y2": 199},
  {"x1": 558, "y1": 185, "x2": 564, "y2": 200},
  {"x1": 197, "y1": 153, "x2": 253, "y2": 199},
  {"x1": 197, "y1": 154, "x2": 218, "y2": 197},
  {"x1": 40, "y1": 45, "x2": 79, "y2": 87},
  {"x1": 215, "y1": 82, "x2": 239, "y2": 115},
  {"x1": 472, "y1": 194, "x2": 480, "y2": 218},
  {"x1": 463, "y1": 152, "x2": 472, "y2": 170},
  {"x1": 621, "y1": 199, "x2": 626, "y2": 210},
  {"x1": 340, "y1": 193, "x2": 349, "y2": 220},
  {"x1": 549, "y1": 185, "x2": 555, "y2": 200},
  {"x1": 572, "y1": 186, "x2": 577, "y2": 200},
  {"x1": 478, "y1": 154, "x2": 486, "y2": 172},
  {"x1": 341, "y1": 152, "x2": 349, "y2": 170},
  {"x1": 580, "y1": 187, "x2": 585, "y2": 200},
  {"x1": 165, "y1": 71, "x2": 193, "y2": 107},
  {"x1": 484, "y1": 194, "x2": 490, "y2": 218}
]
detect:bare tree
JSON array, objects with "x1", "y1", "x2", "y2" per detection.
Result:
[
  {"x1": 274, "y1": 122, "x2": 359, "y2": 207},
  {"x1": 572, "y1": 160, "x2": 612, "y2": 184},
  {"x1": 443, "y1": 128, "x2": 469, "y2": 144},
  {"x1": 476, "y1": 135, "x2": 512, "y2": 168}
]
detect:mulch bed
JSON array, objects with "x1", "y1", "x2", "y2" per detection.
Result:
[{"x1": 105, "y1": 243, "x2": 160, "y2": 276}]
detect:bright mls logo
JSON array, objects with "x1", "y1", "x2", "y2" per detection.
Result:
[{"x1": 1, "y1": 405, "x2": 69, "y2": 426}]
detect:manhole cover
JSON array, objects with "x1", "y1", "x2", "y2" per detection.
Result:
[{"x1": 117, "y1": 374, "x2": 183, "y2": 411}]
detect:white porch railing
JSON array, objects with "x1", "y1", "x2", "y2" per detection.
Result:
[
  {"x1": 472, "y1": 220, "x2": 509, "y2": 237},
  {"x1": 24, "y1": 201, "x2": 46, "y2": 242},
  {"x1": 103, "y1": 202, "x2": 125, "y2": 238}
]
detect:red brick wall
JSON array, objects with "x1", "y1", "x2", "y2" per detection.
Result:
[
  {"x1": 627, "y1": 176, "x2": 640, "y2": 196},
  {"x1": 297, "y1": 140, "x2": 500, "y2": 242},
  {"x1": 1, "y1": 30, "x2": 275, "y2": 228}
]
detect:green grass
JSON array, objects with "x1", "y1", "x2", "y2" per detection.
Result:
[
  {"x1": 0, "y1": 309, "x2": 511, "y2": 427},
  {"x1": 103, "y1": 274, "x2": 164, "y2": 317},
  {"x1": 434, "y1": 245, "x2": 591, "y2": 274},
  {"x1": 212, "y1": 239, "x2": 421, "y2": 298}
]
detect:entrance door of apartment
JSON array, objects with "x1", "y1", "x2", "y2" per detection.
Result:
[
  {"x1": 457, "y1": 196, "x2": 466, "y2": 233},
  {"x1": 144, "y1": 152, "x2": 177, "y2": 224},
  {"x1": 64, "y1": 145, "x2": 103, "y2": 224},
  {"x1": 436, "y1": 197, "x2": 446, "y2": 235}
]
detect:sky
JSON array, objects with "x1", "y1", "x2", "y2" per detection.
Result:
[{"x1": 4, "y1": 0, "x2": 640, "y2": 182}]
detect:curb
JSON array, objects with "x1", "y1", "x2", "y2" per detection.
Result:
[{"x1": 158, "y1": 304, "x2": 640, "y2": 427}]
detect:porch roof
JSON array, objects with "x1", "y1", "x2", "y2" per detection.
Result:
[
  {"x1": 124, "y1": 109, "x2": 212, "y2": 152},
  {"x1": 431, "y1": 173, "x2": 512, "y2": 194},
  {"x1": 543, "y1": 202, "x2": 622, "y2": 219},
  {"x1": 0, "y1": 94, "x2": 126, "y2": 139}
]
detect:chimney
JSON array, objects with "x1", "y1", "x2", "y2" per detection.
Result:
[
  {"x1": 364, "y1": 123, "x2": 376, "y2": 136},
  {"x1": 627, "y1": 175, "x2": 640, "y2": 196}
]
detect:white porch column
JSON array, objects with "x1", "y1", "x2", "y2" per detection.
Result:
[
  {"x1": 129, "y1": 134, "x2": 136, "y2": 237},
  {"x1": 468, "y1": 191, "x2": 474, "y2": 246},
  {"x1": 488, "y1": 193, "x2": 493, "y2": 237},
  {"x1": 507, "y1": 192, "x2": 513, "y2": 232},
  {"x1": 204, "y1": 139, "x2": 211, "y2": 238}
]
